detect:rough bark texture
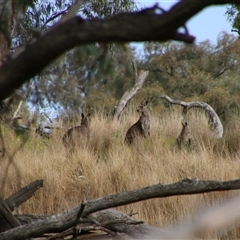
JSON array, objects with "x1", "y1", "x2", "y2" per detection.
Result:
[
  {"x1": 88, "y1": 209, "x2": 167, "y2": 238},
  {"x1": 0, "y1": 0, "x2": 238, "y2": 101},
  {"x1": 1, "y1": 178, "x2": 240, "y2": 239},
  {"x1": 0, "y1": 179, "x2": 43, "y2": 233},
  {"x1": 4, "y1": 179, "x2": 43, "y2": 212},
  {"x1": 160, "y1": 95, "x2": 223, "y2": 139}
]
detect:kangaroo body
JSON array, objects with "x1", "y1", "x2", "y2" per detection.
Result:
[
  {"x1": 62, "y1": 113, "x2": 90, "y2": 148},
  {"x1": 125, "y1": 101, "x2": 150, "y2": 145},
  {"x1": 176, "y1": 121, "x2": 191, "y2": 149}
]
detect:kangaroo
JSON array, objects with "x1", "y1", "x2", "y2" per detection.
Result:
[
  {"x1": 176, "y1": 121, "x2": 192, "y2": 149},
  {"x1": 62, "y1": 113, "x2": 90, "y2": 148},
  {"x1": 124, "y1": 100, "x2": 150, "y2": 145}
]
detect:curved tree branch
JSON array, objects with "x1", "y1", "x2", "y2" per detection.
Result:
[
  {"x1": 160, "y1": 95, "x2": 223, "y2": 138},
  {"x1": 0, "y1": 0, "x2": 236, "y2": 101}
]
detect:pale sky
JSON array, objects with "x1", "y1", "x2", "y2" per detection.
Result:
[
  {"x1": 133, "y1": 1, "x2": 235, "y2": 54},
  {"x1": 135, "y1": 0, "x2": 234, "y2": 43}
]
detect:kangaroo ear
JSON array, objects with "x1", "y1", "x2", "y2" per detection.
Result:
[
  {"x1": 145, "y1": 100, "x2": 148, "y2": 106},
  {"x1": 181, "y1": 122, "x2": 188, "y2": 127},
  {"x1": 86, "y1": 113, "x2": 90, "y2": 117},
  {"x1": 81, "y1": 113, "x2": 85, "y2": 119}
]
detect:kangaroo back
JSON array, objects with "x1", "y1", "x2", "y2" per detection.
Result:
[
  {"x1": 62, "y1": 113, "x2": 90, "y2": 148},
  {"x1": 124, "y1": 100, "x2": 150, "y2": 145}
]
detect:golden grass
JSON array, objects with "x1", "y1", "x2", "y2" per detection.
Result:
[{"x1": 1, "y1": 106, "x2": 240, "y2": 238}]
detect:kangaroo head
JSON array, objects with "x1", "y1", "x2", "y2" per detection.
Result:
[
  {"x1": 81, "y1": 113, "x2": 90, "y2": 126},
  {"x1": 137, "y1": 100, "x2": 148, "y2": 114}
]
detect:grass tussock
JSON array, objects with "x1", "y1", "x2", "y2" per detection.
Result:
[{"x1": 1, "y1": 106, "x2": 240, "y2": 238}]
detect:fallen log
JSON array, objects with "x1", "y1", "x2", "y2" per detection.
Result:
[{"x1": 1, "y1": 178, "x2": 240, "y2": 239}]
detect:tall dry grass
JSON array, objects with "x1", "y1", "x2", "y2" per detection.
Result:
[{"x1": 1, "y1": 105, "x2": 240, "y2": 238}]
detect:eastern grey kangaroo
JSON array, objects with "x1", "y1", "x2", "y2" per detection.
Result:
[
  {"x1": 62, "y1": 113, "x2": 90, "y2": 148},
  {"x1": 176, "y1": 121, "x2": 192, "y2": 149},
  {"x1": 125, "y1": 100, "x2": 150, "y2": 145}
]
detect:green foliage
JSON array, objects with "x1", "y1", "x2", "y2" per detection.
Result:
[
  {"x1": 203, "y1": 87, "x2": 231, "y2": 119},
  {"x1": 12, "y1": 125, "x2": 30, "y2": 143},
  {"x1": 226, "y1": 4, "x2": 240, "y2": 32},
  {"x1": 85, "y1": 91, "x2": 117, "y2": 115},
  {"x1": 10, "y1": 0, "x2": 137, "y2": 115},
  {"x1": 13, "y1": 0, "x2": 75, "y2": 47},
  {"x1": 13, "y1": 0, "x2": 37, "y2": 9},
  {"x1": 141, "y1": 32, "x2": 240, "y2": 122},
  {"x1": 4, "y1": 0, "x2": 240, "y2": 127},
  {"x1": 83, "y1": 0, "x2": 135, "y2": 19},
  {"x1": 135, "y1": 82, "x2": 165, "y2": 111}
]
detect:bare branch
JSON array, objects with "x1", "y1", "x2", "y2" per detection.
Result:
[
  {"x1": 41, "y1": 8, "x2": 70, "y2": 29},
  {"x1": 0, "y1": 0, "x2": 236, "y2": 101},
  {"x1": 214, "y1": 66, "x2": 227, "y2": 78},
  {"x1": 4, "y1": 179, "x2": 43, "y2": 212},
  {"x1": 0, "y1": 197, "x2": 21, "y2": 229},
  {"x1": 160, "y1": 95, "x2": 223, "y2": 139},
  {"x1": 231, "y1": 29, "x2": 240, "y2": 35},
  {"x1": 113, "y1": 69, "x2": 149, "y2": 120}
]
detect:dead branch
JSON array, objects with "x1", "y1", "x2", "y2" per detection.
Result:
[
  {"x1": 231, "y1": 29, "x2": 240, "y2": 35},
  {"x1": 0, "y1": 197, "x2": 21, "y2": 229},
  {"x1": 0, "y1": 180, "x2": 43, "y2": 233},
  {"x1": 47, "y1": 223, "x2": 122, "y2": 240},
  {"x1": 1, "y1": 178, "x2": 240, "y2": 239},
  {"x1": 0, "y1": 1, "x2": 237, "y2": 102},
  {"x1": 113, "y1": 62, "x2": 149, "y2": 120},
  {"x1": 4, "y1": 179, "x2": 43, "y2": 212},
  {"x1": 160, "y1": 95, "x2": 223, "y2": 139}
]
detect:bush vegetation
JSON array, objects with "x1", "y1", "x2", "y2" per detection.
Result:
[{"x1": 1, "y1": 103, "x2": 240, "y2": 238}]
